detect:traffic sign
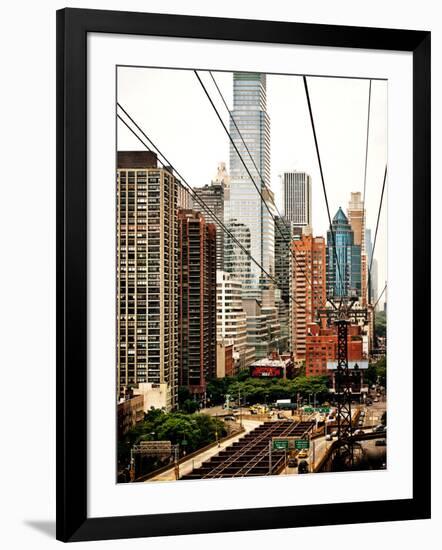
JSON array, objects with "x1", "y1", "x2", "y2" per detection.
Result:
[
  {"x1": 272, "y1": 437, "x2": 310, "y2": 450},
  {"x1": 273, "y1": 440, "x2": 289, "y2": 450},
  {"x1": 295, "y1": 439, "x2": 310, "y2": 450},
  {"x1": 136, "y1": 441, "x2": 172, "y2": 456},
  {"x1": 303, "y1": 406, "x2": 330, "y2": 413}
]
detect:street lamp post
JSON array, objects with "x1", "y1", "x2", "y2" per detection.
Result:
[
  {"x1": 129, "y1": 447, "x2": 135, "y2": 482},
  {"x1": 238, "y1": 387, "x2": 243, "y2": 428},
  {"x1": 173, "y1": 444, "x2": 180, "y2": 480}
]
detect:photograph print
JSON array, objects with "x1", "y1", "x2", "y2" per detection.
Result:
[{"x1": 115, "y1": 67, "x2": 387, "y2": 484}]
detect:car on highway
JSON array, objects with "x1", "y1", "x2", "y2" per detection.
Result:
[
  {"x1": 325, "y1": 434, "x2": 333, "y2": 441},
  {"x1": 355, "y1": 429, "x2": 365, "y2": 435},
  {"x1": 331, "y1": 430, "x2": 338, "y2": 437},
  {"x1": 359, "y1": 410, "x2": 366, "y2": 417},
  {"x1": 298, "y1": 460, "x2": 309, "y2": 474},
  {"x1": 223, "y1": 415, "x2": 236, "y2": 422},
  {"x1": 288, "y1": 457, "x2": 298, "y2": 468},
  {"x1": 297, "y1": 449, "x2": 309, "y2": 459},
  {"x1": 375, "y1": 439, "x2": 387, "y2": 446},
  {"x1": 374, "y1": 398, "x2": 379, "y2": 403}
]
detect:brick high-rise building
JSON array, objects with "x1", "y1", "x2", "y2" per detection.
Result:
[
  {"x1": 305, "y1": 322, "x2": 365, "y2": 378},
  {"x1": 178, "y1": 210, "x2": 217, "y2": 397},
  {"x1": 117, "y1": 151, "x2": 178, "y2": 411},
  {"x1": 292, "y1": 235, "x2": 326, "y2": 360},
  {"x1": 193, "y1": 178, "x2": 225, "y2": 270}
]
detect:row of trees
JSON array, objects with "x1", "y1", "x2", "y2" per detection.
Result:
[
  {"x1": 375, "y1": 310, "x2": 387, "y2": 339},
  {"x1": 118, "y1": 409, "x2": 227, "y2": 474},
  {"x1": 205, "y1": 374, "x2": 330, "y2": 406},
  {"x1": 364, "y1": 355, "x2": 387, "y2": 387}
]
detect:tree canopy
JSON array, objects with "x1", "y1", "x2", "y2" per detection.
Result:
[
  {"x1": 118, "y1": 409, "x2": 227, "y2": 471},
  {"x1": 375, "y1": 310, "x2": 387, "y2": 339},
  {"x1": 206, "y1": 375, "x2": 329, "y2": 405},
  {"x1": 364, "y1": 355, "x2": 387, "y2": 387}
]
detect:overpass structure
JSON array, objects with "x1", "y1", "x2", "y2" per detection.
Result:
[
  {"x1": 181, "y1": 420, "x2": 314, "y2": 479},
  {"x1": 314, "y1": 429, "x2": 387, "y2": 472}
]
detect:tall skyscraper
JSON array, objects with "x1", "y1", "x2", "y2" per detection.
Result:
[
  {"x1": 178, "y1": 210, "x2": 217, "y2": 397},
  {"x1": 347, "y1": 192, "x2": 365, "y2": 248},
  {"x1": 274, "y1": 216, "x2": 302, "y2": 350},
  {"x1": 193, "y1": 164, "x2": 229, "y2": 269},
  {"x1": 347, "y1": 192, "x2": 367, "y2": 305},
  {"x1": 117, "y1": 151, "x2": 178, "y2": 410},
  {"x1": 326, "y1": 207, "x2": 362, "y2": 299},
  {"x1": 292, "y1": 235, "x2": 326, "y2": 360},
  {"x1": 226, "y1": 72, "x2": 274, "y2": 299},
  {"x1": 216, "y1": 270, "x2": 254, "y2": 371},
  {"x1": 274, "y1": 216, "x2": 293, "y2": 307},
  {"x1": 282, "y1": 171, "x2": 312, "y2": 234}
]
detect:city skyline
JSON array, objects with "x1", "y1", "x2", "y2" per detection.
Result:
[
  {"x1": 117, "y1": 67, "x2": 387, "y2": 307},
  {"x1": 116, "y1": 67, "x2": 388, "y2": 482}
]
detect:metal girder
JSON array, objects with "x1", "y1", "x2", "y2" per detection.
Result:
[
  {"x1": 334, "y1": 319, "x2": 354, "y2": 465},
  {"x1": 318, "y1": 299, "x2": 368, "y2": 469}
]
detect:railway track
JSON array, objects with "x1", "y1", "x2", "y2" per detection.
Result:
[{"x1": 181, "y1": 420, "x2": 314, "y2": 480}]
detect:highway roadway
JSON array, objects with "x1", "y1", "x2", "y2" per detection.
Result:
[{"x1": 147, "y1": 419, "x2": 262, "y2": 482}]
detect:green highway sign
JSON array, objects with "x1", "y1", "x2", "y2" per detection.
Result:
[
  {"x1": 272, "y1": 438, "x2": 310, "y2": 451},
  {"x1": 273, "y1": 440, "x2": 289, "y2": 450},
  {"x1": 303, "y1": 407, "x2": 330, "y2": 414},
  {"x1": 295, "y1": 439, "x2": 310, "y2": 450}
]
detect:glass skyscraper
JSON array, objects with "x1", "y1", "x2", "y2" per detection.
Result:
[
  {"x1": 224, "y1": 220, "x2": 252, "y2": 293},
  {"x1": 225, "y1": 72, "x2": 274, "y2": 300},
  {"x1": 326, "y1": 207, "x2": 362, "y2": 299}
]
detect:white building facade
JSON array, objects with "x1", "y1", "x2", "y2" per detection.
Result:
[
  {"x1": 282, "y1": 171, "x2": 312, "y2": 234},
  {"x1": 216, "y1": 270, "x2": 255, "y2": 370}
]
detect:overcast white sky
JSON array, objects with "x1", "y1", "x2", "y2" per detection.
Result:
[{"x1": 117, "y1": 67, "x2": 387, "y2": 306}]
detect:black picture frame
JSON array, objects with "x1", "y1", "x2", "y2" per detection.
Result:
[{"x1": 56, "y1": 7, "x2": 431, "y2": 543}]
